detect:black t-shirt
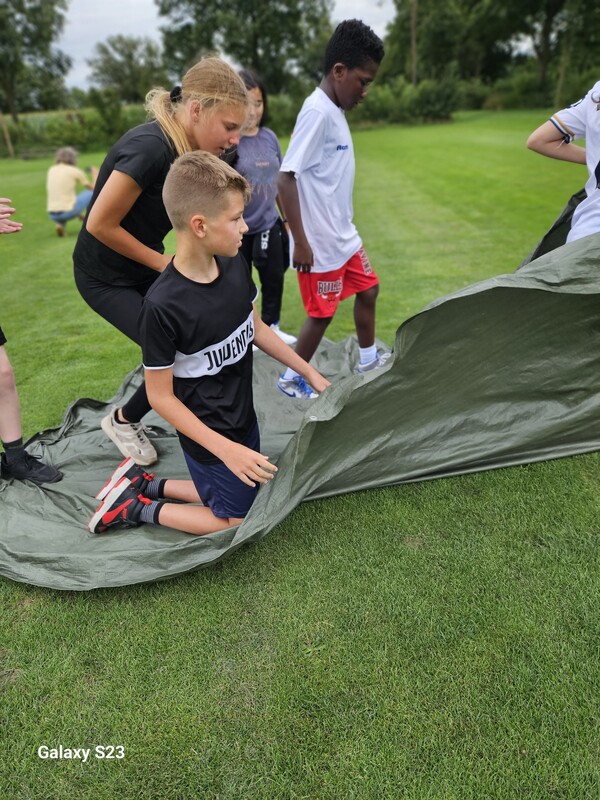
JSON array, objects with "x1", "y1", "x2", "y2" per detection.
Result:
[
  {"x1": 139, "y1": 257, "x2": 258, "y2": 463},
  {"x1": 73, "y1": 121, "x2": 176, "y2": 286}
]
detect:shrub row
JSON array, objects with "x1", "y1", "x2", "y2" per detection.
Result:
[
  {"x1": 1, "y1": 79, "x2": 461, "y2": 159},
  {"x1": 454, "y1": 67, "x2": 600, "y2": 112},
  {"x1": 4, "y1": 65, "x2": 595, "y2": 159},
  {"x1": 0, "y1": 104, "x2": 147, "y2": 159},
  {"x1": 352, "y1": 76, "x2": 459, "y2": 124}
]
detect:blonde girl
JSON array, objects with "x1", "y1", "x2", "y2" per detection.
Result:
[{"x1": 73, "y1": 57, "x2": 248, "y2": 466}]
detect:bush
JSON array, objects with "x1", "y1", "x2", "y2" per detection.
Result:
[
  {"x1": 552, "y1": 67, "x2": 600, "y2": 109},
  {"x1": 0, "y1": 104, "x2": 148, "y2": 159},
  {"x1": 488, "y1": 63, "x2": 552, "y2": 109},
  {"x1": 408, "y1": 78, "x2": 459, "y2": 121},
  {"x1": 457, "y1": 80, "x2": 491, "y2": 110},
  {"x1": 351, "y1": 75, "x2": 459, "y2": 125},
  {"x1": 267, "y1": 93, "x2": 302, "y2": 137},
  {"x1": 352, "y1": 82, "x2": 398, "y2": 123}
]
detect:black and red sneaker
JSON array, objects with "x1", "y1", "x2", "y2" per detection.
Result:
[
  {"x1": 88, "y1": 477, "x2": 151, "y2": 534},
  {"x1": 95, "y1": 456, "x2": 155, "y2": 501}
]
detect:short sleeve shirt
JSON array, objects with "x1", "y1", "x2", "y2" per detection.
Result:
[
  {"x1": 280, "y1": 87, "x2": 361, "y2": 271},
  {"x1": 139, "y1": 256, "x2": 258, "y2": 463},
  {"x1": 551, "y1": 82, "x2": 600, "y2": 242},
  {"x1": 235, "y1": 127, "x2": 281, "y2": 233},
  {"x1": 46, "y1": 164, "x2": 88, "y2": 212},
  {"x1": 73, "y1": 121, "x2": 176, "y2": 286}
]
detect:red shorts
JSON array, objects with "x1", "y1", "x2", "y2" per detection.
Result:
[{"x1": 298, "y1": 246, "x2": 379, "y2": 318}]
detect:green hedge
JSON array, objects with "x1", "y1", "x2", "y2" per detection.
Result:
[
  {"x1": 1, "y1": 104, "x2": 147, "y2": 159},
  {"x1": 352, "y1": 76, "x2": 459, "y2": 124},
  {"x1": 2, "y1": 80, "x2": 463, "y2": 160}
]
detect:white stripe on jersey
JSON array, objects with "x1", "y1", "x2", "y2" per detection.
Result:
[
  {"x1": 550, "y1": 113, "x2": 575, "y2": 142},
  {"x1": 172, "y1": 311, "x2": 254, "y2": 378}
]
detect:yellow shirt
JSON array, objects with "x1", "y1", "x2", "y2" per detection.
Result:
[{"x1": 46, "y1": 163, "x2": 88, "y2": 212}]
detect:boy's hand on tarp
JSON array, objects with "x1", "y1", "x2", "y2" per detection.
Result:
[
  {"x1": 221, "y1": 441, "x2": 278, "y2": 487},
  {"x1": 306, "y1": 370, "x2": 330, "y2": 394}
]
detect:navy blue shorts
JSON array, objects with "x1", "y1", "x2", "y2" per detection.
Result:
[
  {"x1": 183, "y1": 424, "x2": 260, "y2": 519},
  {"x1": 0, "y1": 324, "x2": 6, "y2": 346}
]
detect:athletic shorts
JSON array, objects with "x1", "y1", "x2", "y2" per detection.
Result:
[
  {"x1": 0, "y1": 324, "x2": 6, "y2": 346},
  {"x1": 298, "y1": 245, "x2": 379, "y2": 318},
  {"x1": 182, "y1": 423, "x2": 260, "y2": 519}
]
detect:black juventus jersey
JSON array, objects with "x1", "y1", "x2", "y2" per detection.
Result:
[{"x1": 139, "y1": 256, "x2": 258, "y2": 463}]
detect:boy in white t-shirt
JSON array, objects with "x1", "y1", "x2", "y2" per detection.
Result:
[
  {"x1": 277, "y1": 19, "x2": 387, "y2": 399},
  {"x1": 527, "y1": 83, "x2": 600, "y2": 243}
]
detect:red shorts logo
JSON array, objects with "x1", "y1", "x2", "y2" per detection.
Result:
[
  {"x1": 358, "y1": 246, "x2": 373, "y2": 275},
  {"x1": 317, "y1": 278, "x2": 343, "y2": 302}
]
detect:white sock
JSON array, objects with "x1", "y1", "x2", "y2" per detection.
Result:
[
  {"x1": 359, "y1": 344, "x2": 377, "y2": 365},
  {"x1": 283, "y1": 368, "x2": 300, "y2": 381}
]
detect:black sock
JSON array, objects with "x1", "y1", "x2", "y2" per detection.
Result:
[
  {"x1": 145, "y1": 478, "x2": 167, "y2": 499},
  {"x1": 140, "y1": 500, "x2": 163, "y2": 525},
  {"x1": 121, "y1": 382, "x2": 152, "y2": 424},
  {"x1": 2, "y1": 438, "x2": 26, "y2": 463}
]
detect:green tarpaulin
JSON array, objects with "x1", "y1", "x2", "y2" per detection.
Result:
[{"x1": 1, "y1": 194, "x2": 599, "y2": 590}]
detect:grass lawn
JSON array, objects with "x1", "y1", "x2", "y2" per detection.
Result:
[{"x1": 2, "y1": 110, "x2": 599, "y2": 798}]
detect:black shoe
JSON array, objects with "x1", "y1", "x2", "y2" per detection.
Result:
[
  {"x1": 88, "y1": 477, "x2": 151, "y2": 534},
  {"x1": 1, "y1": 451, "x2": 63, "y2": 486}
]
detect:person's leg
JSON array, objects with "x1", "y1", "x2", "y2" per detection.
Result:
[
  {"x1": 293, "y1": 316, "x2": 332, "y2": 363},
  {"x1": 0, "y1": 341, "x2": 62, "y2": 484},
  {"x1": 0, "y1": 344, "x2": 22, "y2": 444},
  {"x1": 89, "y1": 430, "x2": 260, "y2": 534},
  {"x1": 88, "y1": 473, "x2": 243, "y2": 535},
  {"x1": 353, "y1": 284, "x2": 379, "y2": 347},
  {"x1": 157, "y1": 434, "x2": 258, "y2": 534},
  {"x1": 288, "y1": 265, "x2": 344, "y2": 364},
  {"x1": 95, "y1": 457, "x2": 200, "y2": 503},
  {"x1": 70, "y1": 189, "x2": 93, "y2": 218},
  {"x1": 48, "y1": 211, "x2": 69, "y2": 237},
  {"x1": 339, "y1": 247, "x2": 388, "y2": 372},
  {"x1": 162, "y1": 479, "x2": 201, "y2": 503},
  {"x1": 156, "y1": 504, "x2": 243, "y2": 535},
  {"x1": 277, "y1": 315, "x2": 331, "y2": 399},
  {"x1": 53, "y1": 191, "x2": 94, "y2": 227},
  {"x1": 74, "y1": 266, "x2": 152, "y2": 344},
  {"x1": 252, "y1": 225, "x2": 284, "y2": 327},
  {"x1": 276, "y1": 267, "x2": 338, "y2": 397},
  {"x1": 253, "y1": 222, "x2": 297, "y2": 344},
  {"x1": 75, "y1": 266, "x2": 157, "y2": 462}
]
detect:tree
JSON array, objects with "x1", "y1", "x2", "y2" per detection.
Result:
[
  {"x1": 515, "y1": 0, "x2": 566, "y2": 89},
  {"x1": 87, "y1": 36, "x2": 170, "y2": 104},
  {"x1": 156, "y1": 0, "x2": 333, "y2": 94},
  {"x1": 0, "y1": 0, "x2": 70, "y2": 122},
  {"x1": 552, "y1": 0, "x2": 600, "y2": 105},
  {"x1": 382, "y1": 0, "x2": 561, "y2": 86}
]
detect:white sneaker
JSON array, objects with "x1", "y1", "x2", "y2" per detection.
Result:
[
  {"x1": 101, "y1": 407, "x2": 158, "y2": 466},
  {"x1": 356, "y1": 351, "x2": 392, "y2": 374},
  {"x1": 277, "y1": 375, "x2": 318, "y2": 399},
  {"x1": 270, "y1": 323, "x2": 297, "y2": 345}
]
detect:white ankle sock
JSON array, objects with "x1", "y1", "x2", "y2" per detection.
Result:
[
  {"x1": 359, "y1": 344, "x2": 377, "y2": 365},
  {"x1": 283, "y1": 368, "x2": 300, "y2": 381}
]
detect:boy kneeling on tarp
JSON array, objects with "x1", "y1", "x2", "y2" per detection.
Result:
[{"x1": 89, "y1": 152, "x2": 329, "y2": 535}]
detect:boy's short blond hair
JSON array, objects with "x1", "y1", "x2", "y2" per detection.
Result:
[{"x1": 163, "y1": 151, "x2": 250, "y2": 230}]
